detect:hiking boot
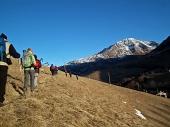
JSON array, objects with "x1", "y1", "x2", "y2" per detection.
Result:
[{"x1": 0, "y1": 102, "x2": 4, "y2": 107}]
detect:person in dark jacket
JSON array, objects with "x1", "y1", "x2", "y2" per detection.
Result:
[
  {"x1": 34, "y1": 54, "x2": 42, "y2": 88},
  {"x1": 0, "y1": 33, "x2": 20, "y2": 107},
  {"x1": 50, "y1": 64, "x2": 55, "y2": 75}
]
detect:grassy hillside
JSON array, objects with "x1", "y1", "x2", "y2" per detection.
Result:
[{"x1": 0, "y1": 58, "x2": 170, "y2": 127}]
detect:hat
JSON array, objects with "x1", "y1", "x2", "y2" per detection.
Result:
[
  {"x1": 34, "y1": 54, "x2": 37, "y2": 59},
  {"x1": 0, "y1": 33, "x2": 7, "y2": 39},
  {"x1": 27, "y1": 48, "x2": 32, "y2": 52}
]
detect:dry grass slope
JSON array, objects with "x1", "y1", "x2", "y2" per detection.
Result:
[{"x1": 0, "y1": 58, "x2": 170, "y2": 127}]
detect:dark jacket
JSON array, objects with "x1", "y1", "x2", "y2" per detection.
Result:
[{"x1": 9, "y1": 44, "x2": 20, "y2": 58}]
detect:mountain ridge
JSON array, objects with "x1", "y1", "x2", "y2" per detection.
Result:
[
  {"x1": 59, "y1": 38, "x2": 158, "y2": 76},
  {"x1": 68, "y1": 38, "x2": 158, "y2": 65},
  {"x1": 88, "y1": 35, "x2": 170, "y2": 87}
]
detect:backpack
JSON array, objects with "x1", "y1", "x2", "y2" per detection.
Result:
[
  {"x1": 50, "y1": 65, "x2": 55, "y2": 70},
  {"x1": 22, "y1": 51, "x2": 33, "y2": 68},
  {"x1": 0, "y1": 37, "x2": 6, "y2": 62},
  {"x1": 34, "y1": 59, "x2": 42, "y2": 68}
]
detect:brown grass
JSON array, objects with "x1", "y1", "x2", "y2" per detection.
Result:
[{"x1": 0, "y1": 58, "x2": 170, "y2": 127}]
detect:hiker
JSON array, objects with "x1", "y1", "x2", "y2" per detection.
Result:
[
  {"x1": 0, "y1": 33, "x2": 20, "y2": 107},
  {"x1": 69, "y1": 71, "x2": 72, "y2": 77},
  {"x1": 54, "y1": 65, "x2": 58, "y2": 75},
  {"x1": 50, "y1": 64, "x2": 55, "y2": 75},
  {"x1": 65, "y1": 71, "x2": 68, "y2": 76},
  {"x1": 22, "y1": 48, "x2": 36, "y2": 94},
  {"x1": 76, "y1": 75, "x2": 78, "y2": 80},
  {"x1": 34, "y1": 54, "x2": 42, "y2": 88}
]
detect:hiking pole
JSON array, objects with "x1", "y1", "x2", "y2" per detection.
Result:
[
  {"x1": 21, "y1": 50, "x2": 27, "y2": 98},
  {"x1": 18, "y1": 58, "x2": 22, "y2": 76},
  {"x1": 63, "y1": 57, "x2": 67, "y2": 76},
  {"x1": 40, "y1": 58, "x2": 43, "y2": 62},
  {"x1": 18, "y1": 58, "x2": 26, "y2": 98}
]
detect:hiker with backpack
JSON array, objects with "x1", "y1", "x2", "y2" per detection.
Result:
[
  {"x1": 0, "y1": 33, "x2": 20, "y2": 107},
  {"x1": 65, "y1": 71, "x2": 68, "y2": 77},
  {"x1": 54, "y1": 65, "x2": 58, "y2": 75},
  {"x1": 50, "y1": 64, "x2": 55, "y2": 75},
  {"x1": 34, "y1": 54, "x2": 42, "y2": 88},
  {"x1": 22, "y1": 48, "x2": 36, "y2": 96}
]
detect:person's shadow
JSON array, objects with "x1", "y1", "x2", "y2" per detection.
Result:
[{"x1": 7, "y1": 74, "x2": 24, "y2": 95}]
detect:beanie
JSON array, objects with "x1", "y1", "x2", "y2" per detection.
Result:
[{"x1": 0, "y1": 33, "x2": 7, "y2": 40}]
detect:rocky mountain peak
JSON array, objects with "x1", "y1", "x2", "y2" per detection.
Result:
[{"x1": 68, "y1": 38, "x2": 159, "y2": 65}]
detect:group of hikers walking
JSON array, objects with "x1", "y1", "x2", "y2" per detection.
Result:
[
  {"x1": 0, "y1": 33, "x2": 42, "y2": 107},
  {"x1": 0, "y1": 33, "x2": 79, "y2": 107},
  {"x1": 50, "y1": 64, "x2": 79, "y2": 80},
  {"x1": 50, "y1": 64, "x2": 58, "y2": 75},
  {"x1": 65, "y1": 70, "x2": 79, "y2": 80}
]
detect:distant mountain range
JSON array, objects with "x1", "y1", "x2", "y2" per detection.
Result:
[
  {"x1": 59, "y1": 38, "x2": 159, "y2": 75},
  {"x1": 68, "y1": 38, "x2": 158, "y2": 64}
]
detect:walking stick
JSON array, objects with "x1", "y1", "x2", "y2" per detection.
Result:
[
  {"x1": 20, "y1": 50, "x2": 27, "y2": 98},
  {"x1": 63, "y1": 57, "x2": 67, "y2": 76},
  {"x1": 18, "y1": 58, "x2": 26, "y2": 98}
]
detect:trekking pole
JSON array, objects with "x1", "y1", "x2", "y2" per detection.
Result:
[
  {"x1": 40, "y1": 58, "x2": 43, "y2": 62},
  {"x1": 18, "y1": 58, "x2": 22, "y2": 76},
  {"x1": 18, "y1": 58, "x2": 26, "y2": 98},
  {"x1": 21, "y1": 50, "x2": 27, "y2": 98},
  {"x1": 63, "y1": 57, "x2": 67, "y2": 74}
]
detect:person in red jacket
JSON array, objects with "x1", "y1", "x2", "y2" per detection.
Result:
[
  {"x1": 34, "y1": 54, "x2": 42, "y2": 88},
  {"x1": 0, "y1": 33, "x2": 20, "y2": 107},
  {"x1": 54, "y1": 65, "x2": 58, "y2": 74}
]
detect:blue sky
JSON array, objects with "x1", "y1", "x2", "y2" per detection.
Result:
[{"x1": 1, "y1": 0, "x2": 170, "y2": 66}]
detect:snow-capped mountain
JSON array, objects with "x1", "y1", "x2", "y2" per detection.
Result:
[{"x1": 68, "y1": 38, "x2": 159, "y2": 65}]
